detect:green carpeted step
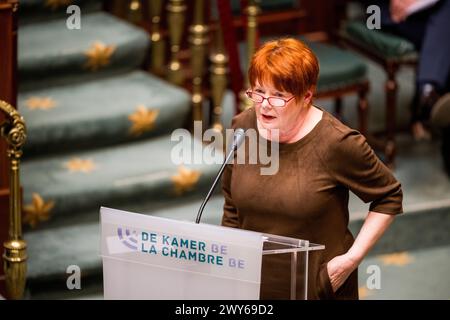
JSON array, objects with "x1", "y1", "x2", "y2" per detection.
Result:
[
  {"x1": 358, "y1": 244, "x2": 450, "y2": 299},
  {"x1": 21, "y1": 133, "x2": 223, "y2": 226},
  {"x1": 19, "y1": 11, "x2": 149, "y2": 85},
  {"x1": 26, "y1": 222, "x2": 101, "y2": 288},
  {"x1": 25, "y1": 196, "x2": 226, "y2": 292},
  {"x1": 19, "y1": 0, "x2": 102, "y2": 25},
  {"x1": 19, "y1": 70, "x2": 191, "y2": 156}
]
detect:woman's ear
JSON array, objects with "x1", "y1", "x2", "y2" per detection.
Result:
[{"x1": 303, "y1": 89, "x2": 314, "y2": 105}]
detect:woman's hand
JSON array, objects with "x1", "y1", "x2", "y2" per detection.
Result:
[
  {"x1": 326, "y1": 253, "x2": 359, "y2": 293},
  {"x1": 327, "y1": 211, "x2": 395, "y2": 293}
]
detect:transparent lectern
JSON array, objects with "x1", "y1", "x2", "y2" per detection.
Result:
[{"x1": 101, "y1": 207, "x2": 324, "y2": 300}]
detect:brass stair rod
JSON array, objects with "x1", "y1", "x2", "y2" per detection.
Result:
[
  {"x1": 209, "y1": 23, "x2": 228, "y2": 133},
  {"x1": 128, "y1": 0, "x2": 143, "y2": 24},
  {"x1": 166, "y1": 0, "x2": 186, "y2": 85},
  {"x1": 0, "y1": 100, "x2": 27, "y2": 300},
  {"x1": 148, "y1": 0, "x2": 165, "y2": 75},
  {"x1": 189, "y1": 0, "x2": 209, "y2": 123},
  {"x1": 239, "y1": 0, "x2": 260, "y2": 111}
]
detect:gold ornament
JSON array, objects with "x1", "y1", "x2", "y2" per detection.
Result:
[
  {"x1": 64, "y1": 158, "x2": 97, "y2": 173},
  {"x1": 128, "y1": 105, "x2": 159, "y2": 137},
  {"x1": 23, "y1": 193, "x2": 55, "y2": 228},
  {"x1": 25, "y1": 97, "x2": 57, "y2": 110},
  {"x1": 378, "y1": 252, "x2": 414, "y2": 266},
  {"x1": 84, "y1": 41, "x2": 116, "y2": 71},
  {"x1": 171, "y1": 166, "x2": 201, "y2": 195}
]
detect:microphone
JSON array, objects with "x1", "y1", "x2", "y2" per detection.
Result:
[{"x1": 195, "y1": 128, "x2": 245, "y2": 224}]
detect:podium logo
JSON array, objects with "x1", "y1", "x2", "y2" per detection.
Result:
[{"x1": 117, "y1": 227, "x2": 138, "y2": 251}]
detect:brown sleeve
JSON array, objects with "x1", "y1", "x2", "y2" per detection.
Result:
[
  {"x1": 324, "y1": 129, "x2": 403, "y2": 215},
  {"x1": 221, "y1": 163, "x2": 240, "y2": 228}
]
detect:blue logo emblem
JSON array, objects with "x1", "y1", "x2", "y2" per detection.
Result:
[{"x1": 117, "y1": 227, "x2": 138, "y2": 251}]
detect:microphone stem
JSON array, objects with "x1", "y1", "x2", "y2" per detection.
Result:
[{"x1": 195, "y1": 148, "x2": 235, "y2": 224}]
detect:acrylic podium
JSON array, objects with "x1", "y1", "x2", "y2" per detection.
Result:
[{"x1": 100, "y1": 207, "x2": 324, "y2": 300}]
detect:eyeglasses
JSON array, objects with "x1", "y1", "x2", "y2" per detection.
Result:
[{"x1": 245, "y1": 90, "x2": 295, "y2": 108}]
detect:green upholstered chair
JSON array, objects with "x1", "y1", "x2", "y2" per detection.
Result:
[
  {"x1": 229, "y1": 0, "x2": 323, "y2": 41},
  {"x1": 339, "y1": 20, "x2": 419, "y2": 166},
  {"x1": 310, "y1": 40, "x2": 370, "y2": 136}
]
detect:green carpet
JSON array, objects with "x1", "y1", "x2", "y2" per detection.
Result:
[
  {"x1": 358, "y1": 244, "x2": 450, "y2": 300},
  {"x1": 18, "y1": 0, "x2": 102, "y2": 26},
  {"x1": 18, "y1": 0, "x2": 223, "y2": 297},
  {"x1": 19, "y1": 71, "x2": 190, "y2": 155},
  {"x1": 21, "y1": 134, "x2": 221, "y2": 221},
  {"x1": 25, "y1": 196, "x2": 225, "y2": 286},
  {"x1": 19, "y1": 11, "x2": 149, "y2": 84}
]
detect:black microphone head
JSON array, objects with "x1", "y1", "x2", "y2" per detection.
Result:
[{"x1": 233, "y1": 128, "x2": 246, "y2": 150}]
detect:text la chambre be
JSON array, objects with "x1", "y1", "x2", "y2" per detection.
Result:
[{"x1": 141, "y1": 231, "x2": 245, "y2": 269}]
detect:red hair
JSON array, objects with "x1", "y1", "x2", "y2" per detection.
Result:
[{"x1": 248, "y1": 38, "x2": 319, "y2": 100}]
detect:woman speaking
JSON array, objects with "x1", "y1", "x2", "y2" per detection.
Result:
[{"x1": 221, "y1": 38, "x2": 403, "y2": 299}]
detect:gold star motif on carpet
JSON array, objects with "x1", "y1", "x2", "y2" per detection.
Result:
[
  {"x1": 171, "y1": 166, "x2": 201, "y2": 195},
  {"x1": 64, "y1": 158, "x2": 97, "y2": 173},
  {"x1": 23, "y1": 193, "x2": 55, "y2": 228},
  {"x1": 358, "y1": 286, "x2": 372, "y2": 299},
  {"x1": 84, "y1": 41, "x2": 116, "y2": 71},
  {"x1": 378, "y1": 252, "x2": 414, "y2": 266},
  {"x1": 128, "y1": 105, "x2": 159, "y2": 137},
  {"x1": 25, "y1": 97, "x2": 57, "y2": 110},
  {"x1": 45, "y1": 0, "x2": 73, "y2": 10}
]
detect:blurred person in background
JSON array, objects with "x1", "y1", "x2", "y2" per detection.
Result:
[{"x1": 365, "y1": 0, "x2": 450, "y2": 175}]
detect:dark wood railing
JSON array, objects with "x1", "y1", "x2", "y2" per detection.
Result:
[{"x1": 0, "y1": 0, "x2": 19, "y2": 298}]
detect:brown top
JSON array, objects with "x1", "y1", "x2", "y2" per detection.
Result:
[{"x1": 221, "y1": 106, "x2": 403, "y2": 300}]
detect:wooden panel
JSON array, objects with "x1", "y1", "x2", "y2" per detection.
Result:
[
  {"x1": 0, "y1": 0, "x2": 18, "y2": 298},
  {"x1": 0, "y1": 1, "x2": 17, "y2": 107}
]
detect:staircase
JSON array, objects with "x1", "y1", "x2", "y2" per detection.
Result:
[
  {"x1": 18, "y1": 0, "x2": 223, "y2": 298},
  {"x1": 15, "y1": 1, "x2": 450, "y2": 300}
]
